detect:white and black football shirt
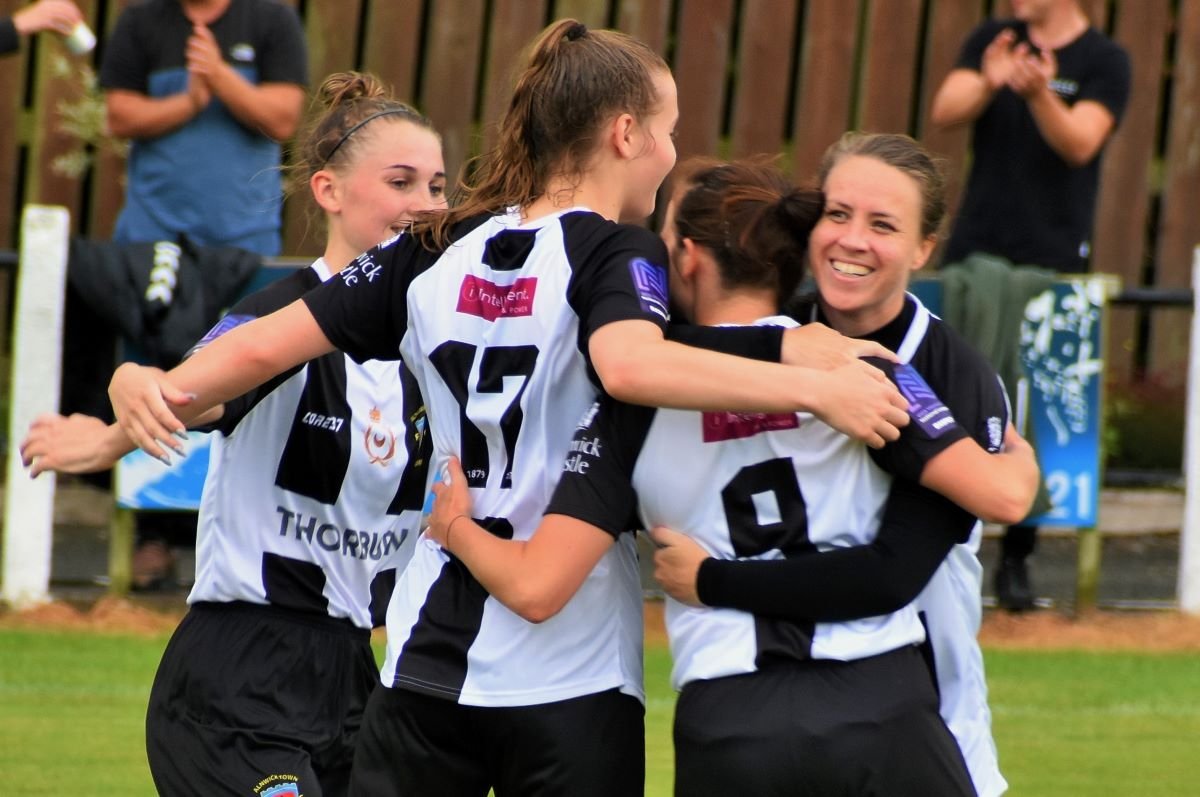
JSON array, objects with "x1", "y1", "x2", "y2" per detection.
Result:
[
  {"x1": 303, "y1": 208, "x2": 671, "y2": 706},
  {"x1": 693, "y1": 294, "x2": 1012, "y2": 797},
  {"x1": 188, "y1": 259, "x2": 430, "y2": 630},
  {"x1": 546, "y1": 315, "x2": 975, "y2": 689},
  {"x1": 850, "y1": 293, "x2": 1011, "y2": 797}
]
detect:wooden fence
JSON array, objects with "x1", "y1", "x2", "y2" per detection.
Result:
[{"x1": 0, "y1": 0, "x2": 1197, "y2": 384}]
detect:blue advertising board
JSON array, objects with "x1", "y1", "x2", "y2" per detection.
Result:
[
  {"x1": 913, "y1": 275, "x2": 1107, "y2": 528},
  {"x1": 1017, "y1": 278, "x2": 1108, "y2": 528},
  {"x1": 115, "y1": 431, "x2": 211, "y2": 510}
]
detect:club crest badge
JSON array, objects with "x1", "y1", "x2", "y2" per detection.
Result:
[
  {"x1": 364, "y1": 406, "x2": 396, "y2": 465},
  {"x1": 253, "y1": 774, "x2": 301, "y2": 796}
]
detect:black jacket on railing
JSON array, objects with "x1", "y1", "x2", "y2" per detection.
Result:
[
  {"x1": 60, "y1": 236, "x2": 260, "y2": 422},
  {"x1": 67, "y1": 236, "x2": 261, "y2": 367}
]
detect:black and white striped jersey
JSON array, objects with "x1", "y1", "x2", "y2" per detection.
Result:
[
  {"x1": 546, "y1": 314, "x2": 975, "y2": 689},
  {"x1": 840, "y1": 293, "x2": 1010, "y2": 797},
  {"x1": 187, "y1": 259, "x2": 431, "y2": 630},
  {"x1": 303, "y1": 209, "x2": 670, "y2": 706}
]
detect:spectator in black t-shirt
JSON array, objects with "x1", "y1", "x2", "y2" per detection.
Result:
[{"x1": 930, "y1": 0, "x2": 1130, "y2": 611}]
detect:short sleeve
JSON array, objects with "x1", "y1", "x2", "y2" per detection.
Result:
[
  {"x1": 562, "y1": 214, "x2": 672, "y2": 343},
  {"x1": 99, "y1": 8, "x2": 150, "y2": 92},
  {"x1": 303, "y1": 235, "x2": 425, "y2": 364},
  {"x1": 188, "y1": 270, "x2": 315, "y2": 432},
  {"x1": 1078, "y1": 38, "x2": 1131, "y2": 125},
  {"x1": 954, "y1": 19, "x2": 1008, "y2": 72},
  {"x1": 256, "y1": 2, "x2": 308, "y2": 86},
  {"x1": 869, "y1": 360, "x2": 969, "y2": 482},
  {"x1": 544, "y1": 397, "x2": 652, "y2": 539}
]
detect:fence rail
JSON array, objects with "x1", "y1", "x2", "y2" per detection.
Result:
[{"x1": 0, "y1": 0, "x2": 1197, "y2": 382}]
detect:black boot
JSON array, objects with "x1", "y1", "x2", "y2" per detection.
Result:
[{"x1": 995, "y1": 556, "x2": 1035, "y2": 612}]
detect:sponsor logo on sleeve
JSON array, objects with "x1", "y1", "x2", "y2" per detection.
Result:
[
  {"x1": 456, "y1": 275, "x2": 537, "y2": 321},
  {"x1": 563, "y1": 435, "x2": 602, "y2": 474},
  {"x1": 576, "y1": 402, "x2": 601, "y2": 429},
  {"x1": 339, "y1": 251, "x2": 384, "y2": 287},
  {"x1": 187, "y1": 313, "x2": 257, "y2": 358},
  {"x1": 629, "y1": 257, "x2": 669, "y2": 321},
  {"x1": 379, "y1": 229, "x2": 405, "y2": 249},
  {"x1": 893, "y1": 363, "x2": 958, "y2": 438},
  {"x1": 701, "y1": 411, "x2": 800, "y2": 442}
]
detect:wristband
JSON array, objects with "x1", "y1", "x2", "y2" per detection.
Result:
[{"x1": 446, "y1": 514, "x2": 470, "y2": 550}]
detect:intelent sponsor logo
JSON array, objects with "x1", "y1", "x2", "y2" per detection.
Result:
[
  {"x1": 457, "y1": 275, "x2": 537, "y2": 321},
  {"x1": 893, "y1": 363, "x2": 958, "y2": 438},
  {"x1": 276, "y1": 507, "x2": 409, "y2": 560},
  {"x1": 563, "y1": 435, "x2": 602, "y2": 474},
  {"x1": 702, "y1": 411, "x2": 799, "y2": 443}
]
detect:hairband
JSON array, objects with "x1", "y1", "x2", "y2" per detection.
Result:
[
  {"x1": 323, "y1": 108, "x2": 418, "y2": 166},
  {"x1": 565, "y1": 22, "x2": 587, "y2": 41}
]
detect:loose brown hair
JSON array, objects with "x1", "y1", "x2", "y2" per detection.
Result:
[
  {"x1": 414, "y1": 19, "x2": 669, "y2": 248},
  {"x1": 668, "y1": 156, "x2": 823, "y2": 304}
]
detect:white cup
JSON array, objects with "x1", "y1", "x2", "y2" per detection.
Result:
[{"x1": 63, "y1": 21, "x2": 96, "y2": 55}]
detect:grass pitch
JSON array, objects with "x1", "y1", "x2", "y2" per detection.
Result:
[{"x1": 2, "y1": 627, "x2": 1199, "y2": 795}]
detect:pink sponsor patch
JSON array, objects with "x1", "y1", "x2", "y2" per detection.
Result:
[
  {"x1": 701, "y1": 411, "x2": 799, "y2": 442},
  {"x1": 456, "y1": 276, "x2": 537, "y2": 321}
]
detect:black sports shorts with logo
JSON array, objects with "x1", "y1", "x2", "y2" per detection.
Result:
[
  {"x1": 349, "y1": 685, "x2": 645, "y2": 796},
  {"x1": 673, "y1": 645, "x2": 977, "y2": 797},
  {"x1": 145, "y1": 601, "x2": 378, "y2": 797}
]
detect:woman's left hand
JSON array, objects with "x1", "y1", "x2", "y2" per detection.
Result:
[
  {"x1": 650, "y1": 526, "x2": 711, "y2": 607},
  {"x1": 428, "y1": 456, "x2": 473, "y2": 549},
  {"x1": 781, "y1": 322, "x2": 898, "y2": 369}
]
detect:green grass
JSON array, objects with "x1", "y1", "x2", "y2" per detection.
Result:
[
  {"x1": 0, "y1": 630, "x2": 164, "y2": 795},
  {"x1": 985, "y1": 650, "x2": 1200, "y2": 797},
  {"x1": 3, "y1": 629, "x2": 1200, "y2": 795}
]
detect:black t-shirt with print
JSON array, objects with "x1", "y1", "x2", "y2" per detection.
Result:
[{"x1": 944, "y1": 19, "x2": 1131, "y2": 272}]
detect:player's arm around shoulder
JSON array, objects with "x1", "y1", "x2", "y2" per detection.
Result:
[
  {"x1": 876, "y1": 347, "x2": 1038, "y2": 524},
  {"x1": 591, "y1": 321, "x2": 907, "y2": 446},
  {"x1": 919, "y1": 424, "x2": 1038, "y2": 525}
]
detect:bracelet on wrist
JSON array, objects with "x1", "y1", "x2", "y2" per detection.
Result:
[{"x1": 446, "y1": 513, "x2": 470, "y2": 550}]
